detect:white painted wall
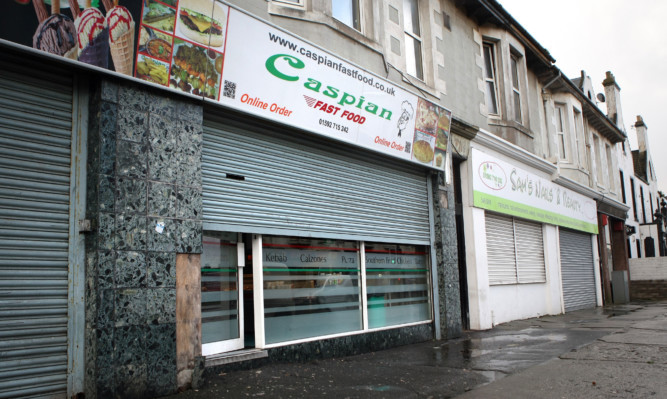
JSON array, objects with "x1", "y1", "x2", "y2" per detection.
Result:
[
  {"x1": 629, "y1": 257, "x2": 667, "y2": 280},
  {"x1": 461, "y1": 153, "x2": 565, "y2": 330}
]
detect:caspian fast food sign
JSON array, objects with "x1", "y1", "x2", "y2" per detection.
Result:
[
  {"x1": 219, "y1": 6, "x2": 452, "y2": 169},
  {"x1": 1, "y1": 0, "x2": 452, "y2": 169}
]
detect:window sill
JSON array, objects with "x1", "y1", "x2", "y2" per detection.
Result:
[{"x1": 488, "y1": 118, "x2": 534, "y2": 138}]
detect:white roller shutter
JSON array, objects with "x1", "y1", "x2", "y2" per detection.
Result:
[
  {"x1": 485, "y1": 213, "x2": 517, "y2": 284},
  {"x1": 0, "y1": 54, "x2": 73, "y2": 398},
  {"x1": 515, "y1": 219, "x2": 546, "y2": 283},
  {"x1": 486, "y1": 212, "x2": 545, "y2": 285},
  {"x1": 560, "y1": 228, "x2": 597, "y2": 311},
  {"x1": 202, "y1": 112, "x2": 431, "y2": 244}
]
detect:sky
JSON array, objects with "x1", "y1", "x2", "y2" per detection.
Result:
[{"x1": 498, "y1": 0, "x2": 667, "y2": 194}]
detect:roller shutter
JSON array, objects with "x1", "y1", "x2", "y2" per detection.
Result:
[
  {"x1": 560, "y1": 228, "x2": 597, "y2": 311},
  {"x1": 486, "y1": 212, "x2": 545, "y2": 285},
  {"x1": 202, "y1": 113, "x2": 431, "y2": 244},
  {"x1": 0, "y1": 56, "x2": 73, "y2": 398}
]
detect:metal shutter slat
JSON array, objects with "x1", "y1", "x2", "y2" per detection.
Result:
[
  {"x1": 202, "y1": 117, "x2": 430, "y2": 244},
  {"x1": 485, "y1": 213, "x2": 518, "y2": 284},
  {"x1": 560, "y1": 229, "x2": 597, "y2": 311},
  {"x1": 0, "y1": 56, "x2": 72, "y2": 399},
  {"x1": 515, "y1": 219, "x2": 546, "y2": 283}
]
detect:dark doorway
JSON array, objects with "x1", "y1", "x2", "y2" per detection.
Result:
[{"x1": 453, "y1": 159, "x2": 469, "y2": 330}]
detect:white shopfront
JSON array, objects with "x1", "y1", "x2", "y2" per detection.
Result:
[{"x1": 461, "y1": 134, "x2": 601, "y2": 330}]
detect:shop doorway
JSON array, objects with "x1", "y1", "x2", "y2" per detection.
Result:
[{"x1": 201, "y1": 232, "x2": 254, "y2": 355}]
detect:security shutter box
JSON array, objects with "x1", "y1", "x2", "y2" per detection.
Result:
[
  {"x1": 0, "y1": 55, "x2": 73, "y2": 398},
  {"x1": 202, "y1": 112, "x2": 431, "y2": 245},
  {"x1": 560, "y1": 228, "x2": 597, "y2": 311}
]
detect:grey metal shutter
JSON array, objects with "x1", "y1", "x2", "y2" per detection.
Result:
[
  {"x1": 202, "y1": 114, "x2": 431, "y2": 244},
  {"x1": 0, "y1": 55, "x2": 73, "y2": 398},
  {"x1": 560, "y1": 228, "x2": 597, "y2": 311},
  {"x1": 485, "y1": 213, "x2": 517, "y2": 285},
  {"x1": 515, "y1": 219, "x2": 546, "y2": 283}
]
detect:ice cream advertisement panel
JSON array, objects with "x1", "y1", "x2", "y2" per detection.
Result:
[
  {"x1": 471, "y1": 148, "x2": 599, "y2": 234},
  {"x1": 1, "y1": 0, "x2": 452, "y2": 169}
]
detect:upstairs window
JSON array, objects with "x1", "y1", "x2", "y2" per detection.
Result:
[
  {"x1": 555, "y1": 103, "x2": 568, "y2": 160},
  {"x1": 332, "y1": 0, "x2": 361, "y2": 31},
  {"x1": 403, "y1": 0, "x2": 423, "y2": 80},
  {"x1": 510, "y1": 52, "x2": 522, "y2": 123},
  {"x1": 482, "y1": 42, "x2": 499, "y2": 115},
  {"x1": 574, "y1": 109, "x2": 586, "y2": 168}
]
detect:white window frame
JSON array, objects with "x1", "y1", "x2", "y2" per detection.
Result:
[
  {"x1": 332, "y1": 0, "x2": 361, "y2": 31},
  {"x1": 509, "y1": 51, "x2": 522, "y2": 124},
  {"x1": 573, "y1": 108, "x2": 586, "y2": 168},
  {"x1": 272, "y1": 0, "x2": 305, "y2": 8},
  {"x1": 402, "y1": 0, "x2": 424, "y2": 80},
  {"x1": 605, "y1": 144, "x2": 614, "y2": 192},
  {"x1": 482, "y1": 41, "x2": 500, "y2": 116},
  {"x1": 593, "y1": 134, "x2": 604, "y2": 187},
  {"x1": 252, "y1": 235, "x2": 433, "y2": 349},
  {"x1": 555, "y1": 103, "x2": 568, "y2": 161}
]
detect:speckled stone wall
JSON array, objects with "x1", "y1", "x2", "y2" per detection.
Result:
[
  {"x1": 84, "y1": 79, "x2": 203, "y2": 399},
  {"x1": 432, "y1": 174, "x2": 463, "y2": 339}
]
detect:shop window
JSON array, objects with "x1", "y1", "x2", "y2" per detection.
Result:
[
  {"x1": 403, "y1": 0, "x2": 423, "y2": 80},
  {"x1": 482, "y1": 42, "x2": 499, "y2": 115},
  {"x1": 485, "y1": 212, "x2": 546, "y2": 285},
  {"x1": 332, "y1": 0, "x2": 360, "y2": 31},
  {"x1": 365, "y1": 242, "x2": 431, "y2": 328},
  {"x1": 262, "y1": 236, "x2": 362, "y2": 344}
]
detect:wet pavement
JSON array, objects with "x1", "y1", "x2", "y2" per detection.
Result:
[{"x1": 163, "y1": 301, "x2": 667, "y2": 398}]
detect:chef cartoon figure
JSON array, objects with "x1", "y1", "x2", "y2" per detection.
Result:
[{"x1": 397, "y1": 100, "x2": 414, "y2": 138}]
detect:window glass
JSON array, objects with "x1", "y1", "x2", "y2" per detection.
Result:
[
  {"x1": 201, "y1": 232, "x2": 240, "y2": 344},
  {"x1": 483, "y1": 43, "x2": 498, "y2": 115},
  {"x1": 555, "y1": 104, "x2": 567, "y2": 160},
  {"x1": 403, "y1": 0, "x2": 420, "y2": 36},
  {"x1": 262, "y1": 236, "x2": 361, "y2": 344},
  {"x1": 510, "y1": 54, "x2": 522, "y2": 123},
  {"x1": 332, "y1": 0, "x2": 360, "y2": 30},
  {"x1": 365, "y1": 242, "x2": 431, "y2": 328},
  {"x1": 574, "y1": 109, "x2": 585, "y2": 168},
  {"x1": 404, "y1": 34, "x2": 423, "y2": 80},
  {"x1": 402, "y1": 0, "x2": 423, "y2": 80}
]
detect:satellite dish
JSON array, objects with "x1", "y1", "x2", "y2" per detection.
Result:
[{"x1": 597, "y1": 93, "x2": 606, "y2": 103}]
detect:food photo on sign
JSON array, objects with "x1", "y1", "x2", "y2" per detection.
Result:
[
  {"x1": 410, "y1": 98, "x2": 450, "y2": 170},
  {"x1": 134, "y1": 0, "x2": 228, "y2": 98},
  {"x1": 0, "y1": 0, "x2": 142, "y2": 75}
]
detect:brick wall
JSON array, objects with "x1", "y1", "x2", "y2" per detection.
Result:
[{"x1": 629, "y1": 257, "x2": 667, "y2": 301}]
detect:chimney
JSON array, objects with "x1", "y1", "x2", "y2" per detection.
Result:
[
  {"x1": 602, "y1": 71, "x2": 625, "y2": 130},
  {"x1": 635, "y1": 115, "x2": 648, "y2": 153}
]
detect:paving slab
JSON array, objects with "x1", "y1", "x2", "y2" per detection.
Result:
[
  {"x1": 559, "y1": 340, "x2": 667, "y2": 364},
  {"x1": 600, "y1": 329, "x2": 667, "y2": 346},
  {"x1": 455, "y1": 358, "x2": 667, "y2": 399}
]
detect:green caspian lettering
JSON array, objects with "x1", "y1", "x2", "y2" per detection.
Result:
[
  {"x1": 265, "y1": 54, "x2": 305, "y2": 82},
  {"x1": 265, "y1": 53, "x2": 393, "y2": 121}
]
